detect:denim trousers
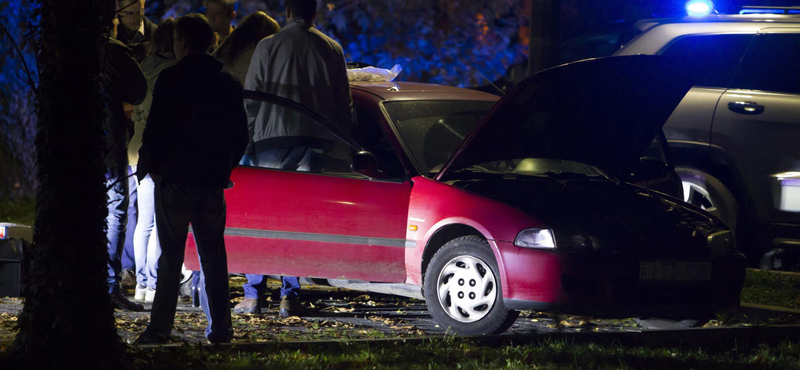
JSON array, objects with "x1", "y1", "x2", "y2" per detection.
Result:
[
  {"x1": 105, "y1": 166, "x2": 130, "y2": 294},
  {"x1": 145, "y1": 181, "x2": 232, "y2": 343},
  {"x1": 122, "y1": 165, "x2": 138, "y2": 271},
  {"x1": 241, "y1": 147, "x2": 320, "y2": 299},
  {"x1": 133, "y1": 174, "x2": 161, "y2": 289}
]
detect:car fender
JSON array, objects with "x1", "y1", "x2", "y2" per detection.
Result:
[{"x1": 406, "y1": 176, "x2": 543, "y2": 295}]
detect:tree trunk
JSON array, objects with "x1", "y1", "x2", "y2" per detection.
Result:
[
  {"x1": 13, "y1": 1, "x2": 127, "y2": 368},
  {"x1": 528, "y1": 0, "x2": 561, "y2": 75}
]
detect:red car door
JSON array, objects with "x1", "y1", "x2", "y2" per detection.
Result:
[
  {"x1": 185, "y1": 91, "x2": 412, "y2": 283},
  {"x1": 216, "y1": 167, "x2": 411, "y2": 282}
]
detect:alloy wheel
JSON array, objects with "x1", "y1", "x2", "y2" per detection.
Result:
[{"x1": 682, "y1": 181, "x2": 716, "y2": 211}]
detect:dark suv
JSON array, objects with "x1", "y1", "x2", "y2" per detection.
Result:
[{"x1": 614, "y1": 9, "x2": 800, "y2": 268}]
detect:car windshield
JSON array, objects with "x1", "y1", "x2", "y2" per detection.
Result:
[
  {"x1": 383, "y1": 100, "x2": 495, "y2": 175},
  {"x1": 457, "y1": 158, "x2": 612, "y2": 181}
]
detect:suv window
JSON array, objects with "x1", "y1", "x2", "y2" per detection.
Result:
[
  {"x1": 732, "y1": 34, "x2": 800, "y2": 94},
  {"x1": 659, "y1": 34, "x2": 753, "y2": 88}
]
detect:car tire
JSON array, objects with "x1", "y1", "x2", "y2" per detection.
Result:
[
  {"x1": 424, "y1": 236, "x2": 519, "y2": 335},
  {"x1": 633, "y1": 317, "x2": 708, "y2": 330},
  {"x1": 676, "y1": 167, "x2": 739, "y2": 231}
]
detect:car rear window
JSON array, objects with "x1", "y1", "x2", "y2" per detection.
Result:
[
  {"x1": 383, "y1": 100, "x2": 495, "y2": 175},
  {"x1": 659, "y1": 34, "x2": 753, "y2": 88}
]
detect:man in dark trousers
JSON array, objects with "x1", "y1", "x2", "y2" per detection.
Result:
[{"x1": 134, "y1": 13, "x2": 248, "y2": 344}]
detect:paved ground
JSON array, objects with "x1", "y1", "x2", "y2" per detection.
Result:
[{"x1": 1, "y1": 276, "x2": 798, "y2": 347}]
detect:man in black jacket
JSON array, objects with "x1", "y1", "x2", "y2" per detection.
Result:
[
  {"x1": 135, "y1": 13, "x2": 248, "y2": 344},
  {"x1": 100, "y1": 27, "x2": 147, "y2": 312}
]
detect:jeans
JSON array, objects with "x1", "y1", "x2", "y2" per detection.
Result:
[
  {"x1": 106, "y1": 166, "x2": 129, "y2": 294},
  {"x1": 145, "y1": 180, "x2": 232, "y2": 343},
  {"x1": 133, "y1": 174, "x2": 161, "y2": 289},
  {"x1": 122, "y1": 165, "x2": 138, "y2": 271},
  {"x1": 243, "y1": 275, "x2": 300, "y2": 299},
  {"x1": 242, "y1": 147, "x2": 319, "y2": 300}
]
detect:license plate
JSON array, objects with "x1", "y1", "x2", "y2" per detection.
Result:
[{"x1": 639, "y1": 261, "x2": 711, "y2": 281}]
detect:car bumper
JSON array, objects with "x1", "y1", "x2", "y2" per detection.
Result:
[{"x1": 498, "y1": 240, "x2": 746, "y2": 318}]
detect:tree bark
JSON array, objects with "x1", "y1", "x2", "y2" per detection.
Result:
[
  {"x1": 13, "y1": 1, "x2": 127, "y2": 368},
  {"x1": 528, "y1": 0, "x2": 561, "y2": 75}
]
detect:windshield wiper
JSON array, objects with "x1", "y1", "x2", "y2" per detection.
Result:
[{"x1": 542, "y1": 171, "x2": 614, "y2": 183}]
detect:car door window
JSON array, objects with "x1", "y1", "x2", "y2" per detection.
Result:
[
  {"x1": 731, "y1": 34, "x2": 800, "y2": 94},
  {"x1": 353, "y1": 107, "x2": 406, "y2": 179},
  {"x1": 659, "y1": 34, "x2": 753, "y2": 88}
]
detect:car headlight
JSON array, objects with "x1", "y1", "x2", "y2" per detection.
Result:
[
  {"x1": 514, "y1": 228, "x2": 556, "y2": 249},
  {"x1": 707, "y1": 229, "x2": 736, "y2": 255}
]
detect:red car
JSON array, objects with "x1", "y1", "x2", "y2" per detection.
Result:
[{"x1": 185, "y1": 55, "x2": 746, "y2": 335}]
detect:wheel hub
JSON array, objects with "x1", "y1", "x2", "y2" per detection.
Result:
[
  {"x1": 436, "y1": 255, "x2": 497, "y2": 323},
  {"x1": 682, "y1": 181, "x2": 716, "y2": 211}
]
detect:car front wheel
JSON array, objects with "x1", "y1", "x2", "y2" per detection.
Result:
[{"x1": 424, "y1": 236, "x2": 519, "y2": 335}]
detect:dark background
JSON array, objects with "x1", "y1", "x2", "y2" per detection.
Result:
[{"x1": 1, "y1": 0, "x2": 799, "y2": 199}]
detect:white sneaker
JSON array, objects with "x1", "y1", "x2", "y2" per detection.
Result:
[
  {"x1": 134, "y1": 284, "x2": 148, "y2": 302},
  {"x1": 145, "y1": 287, "x2": 156, "y2": 303}
]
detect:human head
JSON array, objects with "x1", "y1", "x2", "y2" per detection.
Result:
[
  {"x1": 118, "y1": 0, "x2": 145, "y2": 31},
  {"x1": 287, "y1": 0, "x2": 317, "y2": 21},
  {"x1": 151, "y1": 18, "x2": 176, "y2": 55},
  {"x1": 214, "y1": 12, "x2": 280, "y2": 64},
  {"x1": 174, "y1": 14, "x2": 214, "y2": 60},
  {"x1": 205, "y1": 0, "x2": 237, "y2": 35}
]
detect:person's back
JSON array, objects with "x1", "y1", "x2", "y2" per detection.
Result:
[
  {"x1": 145, "y1": 55, "x2": 245, "y2": 188},
  {"x1": 136, "y1": 13, "x2": 245, "y2": 345},
  {"x1": 245, "y1": 12, "x2": 352, "y2": 151}
]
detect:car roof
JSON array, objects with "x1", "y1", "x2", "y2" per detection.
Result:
[
  {"x1": 616, "y1": 14, "x2": 800, "y2": 55},
  {"x1": 350, "y1": 81, "x2": 500, "y2": 102},
  {"x1": 635, "y1": 14, "x2": 800, "y2": 32}
]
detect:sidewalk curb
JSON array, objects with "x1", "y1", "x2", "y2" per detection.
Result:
[{"x1": 741, "y1": 302, "x2": 800, "y2": 315}]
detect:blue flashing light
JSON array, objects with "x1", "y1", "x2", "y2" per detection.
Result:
[{"x1": 686, "y1": 0, "x2": 714, "y2": 17}]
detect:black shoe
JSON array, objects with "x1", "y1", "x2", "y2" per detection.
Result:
[
  {"x1": 134, "y1": 331, "x2": 170, "y2": 345},
  {"x1": 111, "y1": 290, "x2": 144, "y2": 311},
  {"x1": 206, "y1": 334, "x2": 233, "y2": 345},
  {"x1": 120, "y1": 269, "x2": 136, "y2": 289}
]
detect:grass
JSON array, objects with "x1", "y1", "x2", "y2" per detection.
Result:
[
  {"x1": 127, "y1": 339, "x2": 800, "y2": 370},
  {"x1": 0, "y1": 196, "x2": 35, "y2": 226},
  {"x1": 741, "y1": 269, "x2": 800, "y2": 310}
]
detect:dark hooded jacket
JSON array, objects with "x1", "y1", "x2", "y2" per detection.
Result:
[
  {"x1": 138, "y1": 54, "x2": 248, "y2": 189},
  {"x1": 99, "y1": 35, "x2": 147, "y2": 170}
]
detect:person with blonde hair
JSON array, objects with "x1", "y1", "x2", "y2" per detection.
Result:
[
  {"x1": 129, "y1": 17, "x2": 178, "y2": 304},
  {"x1": 213, "y1": 11, "x2": 281, "y2": 85}
]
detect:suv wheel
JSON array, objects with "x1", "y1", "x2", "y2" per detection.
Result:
[
  {"x1": 424, "y1": 236, "x2": 519, "y2": 335},
  {"x1": 676, "y1": 167, "x2": 739, "y2": 231}
]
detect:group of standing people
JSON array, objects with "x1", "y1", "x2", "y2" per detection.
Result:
[{"x1": 99, "y1": 0, "x2": 353, "y2": 345}]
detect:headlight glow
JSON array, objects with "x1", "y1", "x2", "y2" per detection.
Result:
[{"x1": 515, "y1": 228, "x2": 556, "y2": 249}]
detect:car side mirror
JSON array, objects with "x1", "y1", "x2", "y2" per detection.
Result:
[
  {"x1": 351, "y1": 151, "x2": 387, "y2": 179},
  {"x1": 628, "y1": 158, "x2": 671, "y2": 183}
]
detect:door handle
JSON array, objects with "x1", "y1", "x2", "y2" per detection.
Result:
[{"x1": 727, "y1": 101, "x2": 764, "y2": 115}]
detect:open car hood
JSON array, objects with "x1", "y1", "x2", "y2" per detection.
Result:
[{"x1": 436, "y1": 55, "x2": 693, "y2": 180}]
